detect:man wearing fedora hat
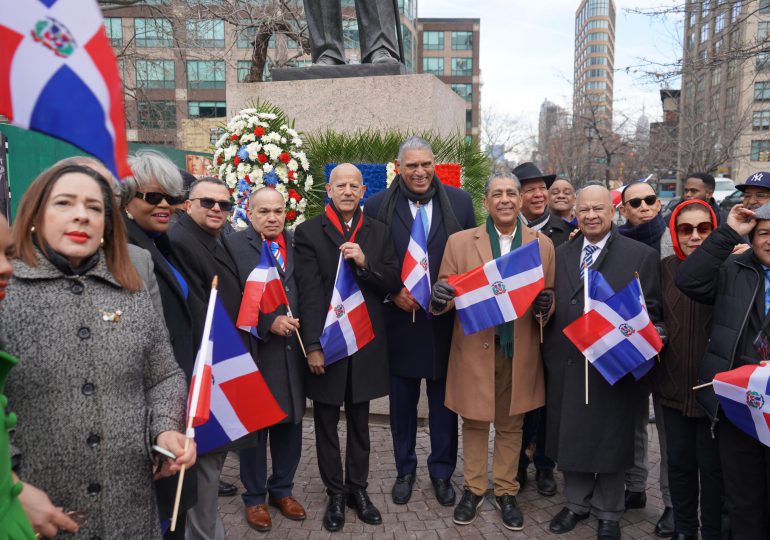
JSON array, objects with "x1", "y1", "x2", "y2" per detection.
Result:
[{"x1": 510, "y1": 161, "x2": 576, "y2": 498}]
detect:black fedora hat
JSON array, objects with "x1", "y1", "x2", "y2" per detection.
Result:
[{"x1": 512, "y1": 162, "x2": 557, "y2": 188}]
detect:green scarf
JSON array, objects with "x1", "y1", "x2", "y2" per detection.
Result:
[{"x1": 486, "y1": 216, "x2": 522, "y2": 358}]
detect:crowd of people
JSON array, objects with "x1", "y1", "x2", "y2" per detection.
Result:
[{"x1": 1, "y1": 137, "x2": 769, "y2": 540}]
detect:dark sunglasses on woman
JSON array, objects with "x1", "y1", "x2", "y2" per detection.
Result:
[
  {"x1": 190, "y1": 197, "x2": 234, "y2": 212},
  {"x1": 625, "y1": 194, "x2": 658, "y2": 209},
  {"x1": 675, "y1": 222, "x2": 713, "y2": 235},
  {"x1": 135, "y1": 191, "x2": 186, "y2": 206}
]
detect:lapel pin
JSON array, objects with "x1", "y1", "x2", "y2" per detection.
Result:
[{"x1": 100, "y1": 309, "x2": 123, "y2": 323}]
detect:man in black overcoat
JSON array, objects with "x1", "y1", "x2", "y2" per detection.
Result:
[
  {"x1": 223, "y1": 187, "x2": 307, "y2": 532},
  {"x1": 294, "y1": 163, "x2": 401, "y2": 532},
  {"x1": 363, "y1": 136, "x2": 475, "y2": 507},
  {"x1": 543, "y1": 184, "x2": 663, "y2": 540},
  {"x1": 167, "y1": 177, "x2": 248, "y2": 540}
]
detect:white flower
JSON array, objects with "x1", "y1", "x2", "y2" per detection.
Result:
[
  {"x1": 216, "y1": 134, "x2": 228, "y2": 147},
  {"x1": 280, "y1": 124, "x2": 288, "y2": 131},
  {"x1": 226, "y1": 172, "x2": 237, "y2": 187},
  {"x1": 246, "y1": 142, "x2": 262, "y2": 160},
  {"x1": 287, "y1": 159, "x2": 298, "y2": 172},
  {"x1": 252, "y1": 168, "x2": 264, "y2": 180},
  {"x1": 240, "y1": 133, "x2": 255, "y2": 144},
  {"x1": 292, "y1": 137, "x2": 303, "y2": 148},
  {"x1": 275, "y1": 165, "x2": 288, "y2": 180},
  {"x1": 224, "y1": 145, "x2": 238, "y2": 161},
  {"x1": 281, "y1": 137, "x2": 287, "y2": 144},
  {"x1": 263, "y1": 163, "x2": 274, "y2": 173},
  {"x1": 286, "y1": 128, "x2": 299, "y2": 138},
  {"x1": 258, "y1": 112, "x2": 277, "y2": 120},
  {"x1": 298, "y1": 199, "x2": 307, "y2": 211},
  {"x1": 289, "y1": 198, "x2": 297, "y2": 209},
  {"x1": 226, "y1": 163, "x2": 234, "y2": 174},
  {"x1": 240, "y1": 108, "x2": 257, "y2": 115},
  {"x1": 219, "y1": 164, "x2": 227, "y2": 177},
  {"x1": 304, "y1": 176, "x2": 314, "y2": 190}
]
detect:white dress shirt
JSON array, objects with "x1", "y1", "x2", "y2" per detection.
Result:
[
  {"x1": 495, "y1": 224, "x2": 517, "y2": 255},
  {"x1": 408, "y1": 199, "x2": 433, "y2": 235},
  {"x1": 581, "y1": 231, "x2": 611, "y2": 265}
]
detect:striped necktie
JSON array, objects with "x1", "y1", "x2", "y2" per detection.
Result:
[
  {"x1": 270, "y1": 241, "x2": 285, "y2": 271},
  {"x1": 417, "y1": 204, "x2": 429, "y2": 238},
  {"x1": 579, "y1": 244, "x2": 599, "y2": 279}
]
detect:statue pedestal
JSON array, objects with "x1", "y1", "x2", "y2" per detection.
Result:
[
  {"x1": 228, "y1": 74, "x2": 465, "y2": 137},
  {"x1": 271, "y1": 62, "x2": 408, "y2": 81}
]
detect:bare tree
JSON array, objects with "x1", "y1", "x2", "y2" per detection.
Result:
[{"x1": 479, "y1": 108, "x2": 535, "y2": 169}]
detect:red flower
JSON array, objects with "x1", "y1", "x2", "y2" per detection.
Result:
[
  {"x1": 286, "y1": 210, "x2": 297, "y2": 221},
  {"x1": 279, "y1": 152, "x2": 291, "y2": 164},
  {"x1": 244, "y1": 175, "x2": 250, "y2": 183},
  {"x1": 288, "y1": 170, "x2": 296, "y2": 181},
  {"x1": 257, "y1": 154, "x2": 268, "y2": 164},
  {"x1": 234, "y1": 156, "x2": 241, "y2": 166},
  {"x1": 254, "y1": 126, "x2": 265, "y2": 137},
  {"x1": 217, "y1": 155, "x2": 223, "y2": 165},
  {"x1": 230, "y1": 134, "x2": 238, "y2": 141},
  {"x1": 288, "y1": 188, "x2": 301, "y2": 202}
]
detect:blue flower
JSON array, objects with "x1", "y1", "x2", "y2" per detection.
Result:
[
  {"x1": 264, "y1": 171, "x2": 279, "y2": 186},
  {"x1": 237, "y1": 146, "x2": 250, "y2": 161},
  {"x1": 237, "y1": 178, "x2": 251, "y2": 193}
]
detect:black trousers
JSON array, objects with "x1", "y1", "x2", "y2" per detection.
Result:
[
  {"x1": 719, "y1": 417, "x2": 770, "y2": 539},
  {"x1": 313, "y1": 367, "x2": 371, "y2": 495},
  {"x1": 519, "y1": 405, "x2": 555, "y2": 471},
  {"x1": 661, "y1": 405, "x2": 723, "y2": 539}
]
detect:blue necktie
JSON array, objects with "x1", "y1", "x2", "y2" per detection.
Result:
[
  {"x1": 579, "y1": 244, "x2": 599, "y2": 279},
  {"x1": 270, "y1": 241, "x2": 285, "y2": 271},
  {"x1": 764, "y1": 268, "x2": 770, "y2": 315},
  {"x1": 417, "y1": 204, "x2": 429, "y2": 238}
]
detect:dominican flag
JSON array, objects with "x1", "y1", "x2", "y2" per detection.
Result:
[
  {"x1": 189, "y1": 290, "x2": 286, "y2": 455},
  {"x1": 319, "y1": 254, "x2": 375, "y2": 366},
  {"x1": 236, "y1": 240, "x2": 289, "y2": 338},
  {"x1": 447, "y1": 240, "x2": 544, "y2": 335},
  {"x1": 401, "y1": 212, "x2": 431, "y2": 312},
  {"x1": 0, "y1": 0, "x2": 130, "y2": 179},
  {"x1": 564, "y1": 278, "x2": 663, "y2": 385},
  {"x1": 713, "y1": 364, "x2": 770, "y2": 447}
]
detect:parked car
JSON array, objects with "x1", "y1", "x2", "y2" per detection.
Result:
[
  {"x1": 720, "y1": 189, "x2": 743, "y2": 213},
  {"x1": 713, "y1": 177, "x2": 736, "y2": 203}
]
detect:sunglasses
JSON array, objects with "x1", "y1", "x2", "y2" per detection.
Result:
[
  {"x1": 135, "y1": 191, "x2": 185, "y2": 206},
  {"x1": 190, "y1": 197, "x2": 234, "y2": 212},
  {"x1": 675, "y1": 222, "x2": 713, "y2": 235},
  {"x1": 625, "y1": 194, "x2": 658, "y2": 209}
]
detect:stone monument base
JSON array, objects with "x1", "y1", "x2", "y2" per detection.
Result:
[{"x1": 271, "y1": 62, "x2": 408, "y2": 81}]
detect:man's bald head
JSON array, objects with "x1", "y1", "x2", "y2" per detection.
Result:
[
  {"x1": 326, "y1": 163, "x2": 366, "y2": 221},
  {"x1": 576, "y1": 184, "x2": 615, "y2": 243},
  {"x1": 330, "y1": 163, "x2": 363, "y2": 183}
]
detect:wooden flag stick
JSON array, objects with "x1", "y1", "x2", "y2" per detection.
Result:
[
  {"x1": 171, "y1": 276, "x2": 219, "y2": 531},
  {"x1": 692, "y1": 382, "x2": 713, "y2": 390},
  {"x1": 412, "y1": 309, "x2": 416, "y2": 323},
  {"x1": 538, "y1": 315, "x2": 544, "y2": 344},
  {"x1": 286, "y1": 307, "x2": 307, "y2": 358}
]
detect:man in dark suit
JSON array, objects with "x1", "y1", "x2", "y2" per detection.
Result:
[
  {"x1": 364, "y1": 136, "x2": 475, "y2": 507},
  {"x1": 222, "y1": 188, "x2": 307, "y2": 533},
  {"x1": 294, "y1": 163, "x2": 401, "y2": 532},
  {"x1": 167, "y1": 177, "x2": 246, "y2": 540},
  {"x1": 543, "y1": 184, "x2": 663, "y2": 540}
]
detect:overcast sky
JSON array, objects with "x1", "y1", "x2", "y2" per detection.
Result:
[{"x1": 418, "y1": 0, "x2": 684, "y2": 138}]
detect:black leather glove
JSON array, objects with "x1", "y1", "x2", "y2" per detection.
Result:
[
  {"x1": 431, "y1": 282, "x2": 456, "y2": 312},
  {"x1": 654, "y1": 323, "x2": 668, "y2": 347},
  {"x1": 532, "y1": 290, "x2": 554, "y2": 318}
]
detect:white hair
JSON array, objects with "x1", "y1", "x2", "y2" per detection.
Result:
[
  {"x1": 122, "y1": 149, "x2": 183, "y2": 206},
  {"x1": 397, "y1": 136, "x2": 434, "y2": 163}
]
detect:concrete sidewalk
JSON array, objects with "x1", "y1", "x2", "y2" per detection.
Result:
[{"x1": 219, "y1": 416, "x2": 667, "y2": 539}]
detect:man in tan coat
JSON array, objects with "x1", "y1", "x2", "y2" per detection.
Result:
[{"x1": 430, "y1": 172, "x2": 556, "y2": 531}]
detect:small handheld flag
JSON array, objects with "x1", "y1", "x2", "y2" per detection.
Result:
[
  {"x1": 401, "y1": 204, "x2": 431, "y2": 313},
  {"x1": 713, "y1": 364, "x2": 770, "y2": 447},
  {"x1": 236, "y1": 240, "x2": 290, "y2": 337},
  {"x1": 448, "y1": 240, "x2": 544, "y2": 335}
]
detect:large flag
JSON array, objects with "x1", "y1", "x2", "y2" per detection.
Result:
[
  {"x1": 713, "y1": 364, "x2": 770, "y2": 447},
  {"x1": 319, "y1": 254, "x2": 374, "y2": 366},
  {"x1": 564, "y1": 278, "x2": 663, "y2": 385},
  {"x1": 401, "y1": 209, "x2": 431, "y2": 312},
  {"x1": 0, "y1": 0, "x2": 130, "y2": 178},
  {"x1": 189, "y1": 292, "x2": 286, "y2": 455},
  {"x1": 236, "y1": 240, "x2": 289, "y2": 337},
  {"x1": 447, "y1": 240, "x2": 544, "y2": 335}
]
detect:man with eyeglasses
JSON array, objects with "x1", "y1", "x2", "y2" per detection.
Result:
[
  {"x1": 737, "y1": 171, "x2": 770, "y2": 210},
  {"x1": 168, "y1": 177, "x2": 246, "y2": 540}
]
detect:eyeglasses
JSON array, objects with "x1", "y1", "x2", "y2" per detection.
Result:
[
  {"x1": 190, "y1": 197, "x2": 234, "y2": 212},
  {"x1": 743, "y1": 191, "x2": 770, "y2": 201},
  {"x1": 675, "y1": 222, "x2": 713, "y2": 236},
  {"x1": 135, "y1": 191, "x2": 185, "y2": 206},
  {"x1": 625, "y1": 195, "x2": 658, "y2": 209}
]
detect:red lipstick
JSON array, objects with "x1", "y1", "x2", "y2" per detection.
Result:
[{"x1": 65, "y1": 231, "x2": 89, "y2": 244}]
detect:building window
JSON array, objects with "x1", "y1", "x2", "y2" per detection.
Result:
[
  {"x1": 136, "y1": 59, "x2": 175, "y2": 89},
  {"x1": 402, "y1": 25, "x2": 414, "y2": 70},
  {"x1": 134, "y1": 18, "x2": 173, "y2": 48},
  {"x1": 450, "y1": 83, "x2": 472, "y2": 102},
  {"x1": 451, "y1": 31, "x2": 472, "y2": 50},
  {"x1": 137, "y1": 100, "x2": 176, "y2": 129},
  {"x1": 711, "y1": 68, "x2": 721, "y2": 86},
  {"x1": 756, "y1": 81, "x2": 770, "y2": 101},
  {"x1": 587, "y1": 32, "x2": 609, "y2": 42},
  {"x1": 587, "y1": 68, "x2": 607, "y2": 78},
  {"x1": 588, "y1": 56, "x2": 608, "y2": 65},
  {"x1": 586, "y1": 81, "x2": 607, "y2": 89},
  {"x1": 210, "y1": 127, "x2": 225, "y2": 145},
  {"x1": 186, "y1": 60, "x2": 225, "y2": 89},
  {"x1": 587, "y1": 0, "x2": 609, "y2": 16},
  {"x1": 451, "y1": 57, "x2": 472, "y2": 76},
  {"x1": 726, "y1": 86, "x2": 736, "y2": 105},
  {"x1": 700, "y1": 22, "x2": 709, "y2": 42},
  {"x1": 761, "y1": 0, "x2": 770, "y2": 14},
  {"x1": 422, "y1": 57, "x2": 443, "y2": 76},
  {"x1": 758, "y1": 52, "x2": 770, "y2": 72},
  {"x1": 715, "y1": 11, "x2": 726, "y2": 33},
  {"x1": 587, "y1": 44, "x2": 608, "y2": 53},
  {"x1": 188, "y1": 101, "x2": 226, "y2": 118},
  {"x1": 753, "y1": 111, "x2": 770, "y2": 131},
  {"x1": 422, "y1": 31, "x2": 443, "y2": 50},
  {"x1": 238, "y1": 59, "x2": 271, "y2": 82},
  {"x1": 752, "y1": 139, "x2": 770, "y2": 160},
  {"x1": 760, "y1": 22, "x2": 770, "y2": 41},
  {"x1": 465, "y1": 109, "x2": 472, "y2": 131},
  {"x1": 702, "y1": 0, "x2": 710, "y2": 18},
  {"x1": 343, "y1": 20, "x2": 359, "y2": 49},
  {"x1": 237, "y1": 23, "x2": 256, "y2": 49},
  {"x1": 104, "y1": 18, "x2": 122, "y2": 47},
  {"x1": 732, "y1": 0, "x2": 742, "y2": 20},
  {"x1": 186, "y1": 19, "x2": 224, "y2": 48},
  {"x1": 688, "y1": 31, "x2": 696, "y2": 49},
  {"x1": 586, "y1": 19, "x2": 609, "y2": 30}
]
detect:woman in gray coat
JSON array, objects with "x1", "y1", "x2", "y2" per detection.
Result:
[{"x1": 0, "y1": 164, "x2": 195, "y2": 539}]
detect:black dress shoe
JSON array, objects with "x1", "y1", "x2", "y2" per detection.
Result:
[
  {"x1": 218, "y1": 480, "x2": 237, "y2": 497},
  {"x1": 494, "y1": 495, "x2": 523, "y2": 531},
  {"x1": 549, "y1": 507, "x2": 589, "y2": 534},
  {"x1": 346, "y1": 489, "x2": 382, "y2": 525},
  {"x1": 536, "y1": 469, "x2": 557, "y2": 496},
  {"x1": 516, "y1": 467, "x2": 528, "y2": 490},
  {"x1": 597, "y1": 519, "x2": 621, "y2": 540},
  {"x1": 391, "y1": 474, "x2": 415, "y2": 505},
  {"x1": 323, "y1": 493, "x2": 346, "y2": 532},
  {"x1": 624, "y1": 489, "x2": 647, "y2": 509},
  {"x1": 430, "y1": 476, "x2": 456, "y2": 506},
  {"x1": 452, "y1": 489, "x2": 484, "y2": 525},
  {"x1": 655, "y1": 506, "x2": 675, "y2": 537},
  {"x1": 671, "y1": 533, "x2": 697, "y2": 540}
]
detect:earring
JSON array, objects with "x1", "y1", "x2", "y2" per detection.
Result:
[
  {"x1": 30, "y1": 226, "x2": 35, "y2": 233},
  {"x1": 100, "y1": 238, "x2": 105, "y2": 247},
  {"x1": 125, "y1": 210, "x2": 134, "y2": 221}
]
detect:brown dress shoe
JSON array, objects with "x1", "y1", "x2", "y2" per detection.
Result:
[
  {"x1": 269, "y1": 495, "x2": 307, "y2": 521},
  {"x1": 245, "y1": 504, "x2": 271, "y2": 532}
]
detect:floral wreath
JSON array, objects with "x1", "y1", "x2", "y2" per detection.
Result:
[{"x1": 213, "y1": 106, "x2": 313, "y2": 229}]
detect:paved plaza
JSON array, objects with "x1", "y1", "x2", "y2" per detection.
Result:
[{"x1": 219, "y1": 412, "x2": 666, "y2": 539}]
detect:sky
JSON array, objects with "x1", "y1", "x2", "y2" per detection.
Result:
[{"x1": 418, "y1": 0, "x2": 684, "y2": 142}]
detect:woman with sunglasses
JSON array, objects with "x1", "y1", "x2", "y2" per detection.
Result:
[
  {"x1": 0, "y1": 163, "x2": 194, "y2": 539},
  {"x1": 122, "y1": 150, "x2": 198, "y2": 539},
  {"x1": 652, "y1": 199, "x2": 723, "y2": 540}
]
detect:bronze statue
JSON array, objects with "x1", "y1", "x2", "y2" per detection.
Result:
[{"x1": 302, "y1": 0, "x2": 400, "y2": 65}]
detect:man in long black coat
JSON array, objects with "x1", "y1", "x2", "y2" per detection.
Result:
[
  {"x1": 294, "y1": 163, "x2": 401, "y2": 533},
  {"x1": 543, "y1": 184, "x2": 662, "y2": 540},
  {"x1": 223, "y1": 187, "x2": 307, "y2": 532},
  {"x1": 363, "y1": 136, "x2": 475, "y2": 507}
]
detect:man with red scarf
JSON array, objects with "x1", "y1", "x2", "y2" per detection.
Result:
[{"x1": 294, "y1": 163, "x2": 401, "y2": 532}]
